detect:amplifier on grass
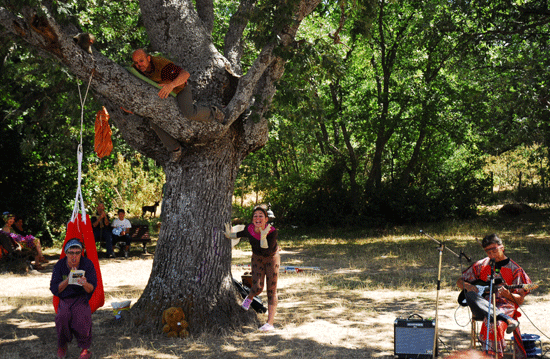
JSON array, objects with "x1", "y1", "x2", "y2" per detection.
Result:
[{"x1": 394, "y1": 314, "x2": 437, "y2": 359}]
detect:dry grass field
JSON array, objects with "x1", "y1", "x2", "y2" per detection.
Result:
[{"x1": 1, "y1": 209, "x2": 550, "y2": 358}]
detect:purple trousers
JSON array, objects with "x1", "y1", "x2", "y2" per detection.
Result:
[{"x1": 55, "y1": 296, "x2": 92, "y2": 349}]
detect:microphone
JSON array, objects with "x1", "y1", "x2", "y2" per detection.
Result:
[{"x1": 489, "y1": 259, "x2": 500, "y2": 274}]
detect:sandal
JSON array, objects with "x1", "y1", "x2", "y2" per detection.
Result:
[
  {"x1": 79, "y1": 349, "x2": 92, "y2": 359},
  {"x1": 33, "y1": 263, "x2": 45, "y2": 270}
]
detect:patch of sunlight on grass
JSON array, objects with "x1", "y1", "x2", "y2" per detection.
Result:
[{"x1": 9, "y1": 318, "x2": 54, "y2": 329}]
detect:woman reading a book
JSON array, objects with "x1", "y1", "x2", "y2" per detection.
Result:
[{"x1": 50, "y1": 239, "x2": 96, "y2": 359}]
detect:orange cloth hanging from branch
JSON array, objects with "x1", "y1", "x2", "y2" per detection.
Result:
[{"x1": 94, "y1": 106, "x2": 113, "y2": 158}]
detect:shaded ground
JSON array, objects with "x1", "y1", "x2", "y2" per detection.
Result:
[{"x1": 1, "y1": 212, "x2": 550, "y2": 358}]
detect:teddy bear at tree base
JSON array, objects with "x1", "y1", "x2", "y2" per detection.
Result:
[{"x1": 162, "y1": 307, "x2": 189, "y2": 338}]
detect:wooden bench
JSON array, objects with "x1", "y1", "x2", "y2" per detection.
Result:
[
  {"x1": 127, "y1": 224, "x2": 151, "y2": 253},
  {"x1": 97, "y1": 224, "x2": 151, "y2": 255}
]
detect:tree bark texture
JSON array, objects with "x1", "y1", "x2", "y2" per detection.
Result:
[
  {"x1": 0, "y1": 0, "x2": 321, "y2": 334},
  {"x1": 132, "y1": 139, "x2": 259, "y2": 332}
]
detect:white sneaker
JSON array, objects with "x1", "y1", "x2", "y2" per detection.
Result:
[{"x1": 259, "y1": 323, "x2": 274, "y2": 332}]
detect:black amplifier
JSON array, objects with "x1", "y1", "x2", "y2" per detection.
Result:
[{"x1": 394, "y1": 315, "x2": 437, "y2": 359}]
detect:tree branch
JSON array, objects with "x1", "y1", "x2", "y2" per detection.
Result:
[
  {"x1": 328, "y1": 0, "x2": 346, "y2": 44},
  {"x1": 195, "y1": 0, "x2": 214, "y2": 35},
  {"x1": 224, "y1": 0, "x2": 322, "y2": 127},
  {"x1": 138, "y1": 0, "x2": 219, "y2": 75},
  {"x1": 224, "y1": 0, "x2": 257, "y2": 75}
]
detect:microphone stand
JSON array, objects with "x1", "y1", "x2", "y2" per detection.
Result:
[
  {"x1": 485, "y1": 260, "x2": 496, "y2": 355},
  {"x1": 420, "y1": 230, "x2": 471, "y2": 359}
]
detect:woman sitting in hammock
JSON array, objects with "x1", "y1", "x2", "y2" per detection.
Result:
[{"x1": 1, "y1": 213, "x2": 48, "y2": 269}]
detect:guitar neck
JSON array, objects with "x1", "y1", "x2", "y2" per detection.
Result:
[
  {"x1": 479, "y1": 282, "x2": 529, "y2": 294},
  {"x1": 503, "y1": 284, "x2": 524, "y2": 290},
  {"x1": 472, "y1": 279, "x2": 526, "y2": 290}
]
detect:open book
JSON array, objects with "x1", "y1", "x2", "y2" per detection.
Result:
[{"x1": 69, "y1": 269, "x2": 85, "y2": 285}]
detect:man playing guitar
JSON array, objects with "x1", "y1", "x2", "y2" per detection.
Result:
[{"x1": 456, "y1": 234, "x2": 532, "y2": 358}]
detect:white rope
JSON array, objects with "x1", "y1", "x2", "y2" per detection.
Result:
[{"x1": 70, "y1": 73, "x2": 94, "y2": 224}]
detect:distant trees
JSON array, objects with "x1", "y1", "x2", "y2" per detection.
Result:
[{"x1": 238, "y1": 0, "x2": 550, "y2": 225}]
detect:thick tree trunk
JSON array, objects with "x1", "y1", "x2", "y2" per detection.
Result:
[
  {"x1": 132, "y1": 138, "x2": 257, "y2": 333},
  {"x1": 399, "y1": 119, "x2": 427, "y2": 187}
]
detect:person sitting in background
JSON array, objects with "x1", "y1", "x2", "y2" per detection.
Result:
[
  {"x1": 0, "y1": 228, "x2": 18, "y2": 259},
  {"x1": 111, "y1": 209, "x2": 132, "y2": 258},
  {"x1": 12, "y1": 216, "x2": 28, "y2": 236},
  {"x1": 13, "y1": 215, "x2": 49, "y2": 263},
  {"x1": 91, "y1": 203, "x2": 114, "y2": 258},
  {"x1": 1, "y1": 213, "x2": 47, "y2": 268}
]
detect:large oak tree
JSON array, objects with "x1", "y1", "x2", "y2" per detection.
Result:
[{"x1": 0, "y1": 0, "x2": 320, "y2": 333}]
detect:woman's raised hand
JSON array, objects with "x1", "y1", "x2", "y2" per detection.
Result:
[
  {"x1": 224, "y1": 223, "x2": 241, "y2": 248},
  {"x1": 223, "y1": 223, "x2": 236, "y2": 239},
  {"x1": 259, "y1": 224, "x2": 271, "y2": 249}
]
